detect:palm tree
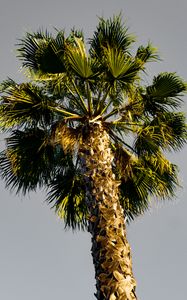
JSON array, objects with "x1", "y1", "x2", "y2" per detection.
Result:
[{"x1": 0, "y1": 15, "x2": 186, "y2": 300}]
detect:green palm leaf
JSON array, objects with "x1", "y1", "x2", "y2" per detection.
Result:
[
  {"x1": 17, "y1": 30, "x2": 66, "y2": 73},
  {"x1": 0, "y1": 128, "x2": 55, "y2": 193},
  {"x1": 116, "y1": 146, "x2": 179, "y2": 221},
  {"x1": 139, "y1": 152, "x2": 179, "y2": 199},
  {"x1": 103, "y1": 47, "x2": 142, "y2": 84},
  {"x1": 89, "y1": 15, "x2": 135, "y2": 58},
  {"x1": 47, "y1": 165, "x2": 88, "y2": 230},
  {"x1": 143, "y1": 72, "x2": 187, "y2": 114},
  {"x1": 134, "y1": 112, "x2": 187, "y2": 155},
  {"x1": 66, "y1": 37, "x2": 94, "y2": 79},
  {"x1": 135, "y1": 43, "x2": 159, "y2": 63},
  {"x1": 0, "y1": 81, "x2": 55, "y2": 128}
]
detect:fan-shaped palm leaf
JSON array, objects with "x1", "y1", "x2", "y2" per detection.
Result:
[
  {"x1": 116, "y1": 145, "x2": 179, "y2": 221},
  {"x1": 135, "y1": 43, "x2": 159, "y2": 64},
  {"x1": 66, "y1": 37, "x2": 94, "y2": 79},
  {"x1": 47, "y1": 165, "x2": 88, "y2": 230},
  {"x1": 103, "y1": 47, "x2": 142, "y2": 84},
  {"x1": 134, "y1": 111, "x2": 186, "y2": 155},
  {"x1": 17, "y1": 30, "x2": 66, "y2": 73},
  {"x1": 143, "y1": 72, "x2": 186, "y2": 114},
  {"x1": 0, "y1": 81, "x2": 55, "y2": 128},
  {"x1": 0, "y1": 128, "x2": 55, "y2": 193},
  {"x1": 89, "y1": 15, "x2": 135, "y2": 58}
]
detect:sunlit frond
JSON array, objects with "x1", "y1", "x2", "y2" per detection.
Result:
[
  {"x1": 103, "y1": 47, "x2": 142, "y2": 85},
  {"x1": 135, "y1": 43, "x2": 159, "y2": 64},
  {"x1": 134, "y1": 111, "x2": 187, "y2": 155},
  {"x1": 66, "y1": 37, "x2": 94, "y2": 79},
  {"x1": 0, "y1": 81, "x2": 55, "y2": 129},
  {"x1": 89, "y1": 14, "x2": 135, "y2": 58}
]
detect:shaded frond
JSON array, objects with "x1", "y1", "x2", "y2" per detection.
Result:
[
  {"x1": 0, "y1": 78, "x2": 17, "y2": 92},
  {"x1": 0, "y1": 128, "x2": 56, "y2": 193},
  {"x1": 143, "y1": 72, "x2": 187, "y2": 114},
  {"x1": 17, "y1": 30, "x2": 66, "y2": 73},
  {"x1": 47, "y1": 165, "x2": 88, "y2": 230},
  {"x1": 139, "y1": 152, "x2": 179, "y2": 199},
  {"x1": 117, "y1": 149, "x2": 179, "y2": 221},
  {"x1": 0, "y1": 80, "x2": 82, "y2": 129}
]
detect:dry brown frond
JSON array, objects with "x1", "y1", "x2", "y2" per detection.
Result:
[{"x1": 52, "y1": 122, "x2": 81, "y2": 152}]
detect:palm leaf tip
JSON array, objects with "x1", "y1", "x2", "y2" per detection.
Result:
[{"x1": 136, "y1": 42, "x2": 160, "y2": 63}]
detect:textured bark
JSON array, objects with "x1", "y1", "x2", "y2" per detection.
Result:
[{"x1": 80, "y1": 122, "x2": 137, "y2": 300}]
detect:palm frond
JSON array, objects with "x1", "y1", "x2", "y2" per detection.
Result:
[
  {"x1": 0, "y1": 80, "x2": 83, "y2": 129},
  {"x1": 66, "y1": 28, "x2": 84, "y2": 44},
  {"x1": 0, "y1": 128, "x2": 56, "y2": 193},
  {"x1": 17, "y1": 30, "x2": 66, "y2": 73},
  {"x1": 0, "y1": 81, "x2": 56, "y2": 129},
  {"x1": 118, "y1": 164, "x2": 150, "y2": 221},
  {"x1": 135, "y1": 43, "x2": 160, "y2": 64},
  {"x1": 116, "y1": 148, "x2": 179, "y2": 221},
  {"x1": 66, "y1": 37, "x2": 94, "y2": 79},
  {"x1": 27, "y1": 71, "x2": 68, "y2": 98},
  {"x1": 113, "y1": 143, "x2": 151, "y2": 219},
  {"x1": 47, "y1": 165, "x2": 88, "y2": 230},
  {"x1": 134, "y1": 112, "x2": 187, "y2": 155},
  {"x1": 103, "y1": 47, "x2": 142, "y2": 85},
  {"x1": 0, "y1": 78, "x2": 17, "y2": 92},
  {"x1": 139, "y1": 152, "x2": 179, "y2": 199},
  {"x1": 89, "y1": 14, "x2": 135, "y2": 58},
  {"x1": 143, "y1": 72, "x2": 187, "y2": 114}
]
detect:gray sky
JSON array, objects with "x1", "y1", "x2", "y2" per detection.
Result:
[{"x1": 0, "y1": 0, "x2": 186, "y2": 299}]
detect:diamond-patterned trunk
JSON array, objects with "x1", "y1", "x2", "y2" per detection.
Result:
[{"x1": 80, "y1": 122, "x2": 137, "y2": 300}]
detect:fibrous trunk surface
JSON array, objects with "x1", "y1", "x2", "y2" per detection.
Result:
[{"x1": 80, "y1": 122, "x2": 137, "y2": 300}]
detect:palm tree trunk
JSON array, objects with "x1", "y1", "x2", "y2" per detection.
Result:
[{"x1": 80, "y1": 122, "x2": 137, "y2": 300}]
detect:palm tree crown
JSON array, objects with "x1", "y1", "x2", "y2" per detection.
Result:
[{"x1": 0, "y1": 15, "x2": 186, "y2": 230}]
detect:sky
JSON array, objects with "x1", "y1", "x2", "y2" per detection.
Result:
[{"x1": 0, "y1": 0, "x2": 186, "y2": 299}]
